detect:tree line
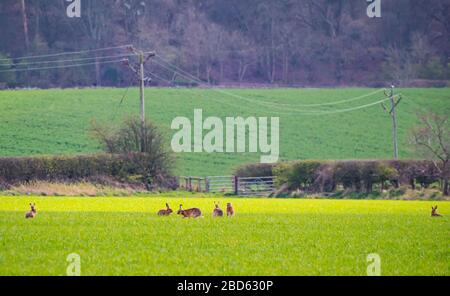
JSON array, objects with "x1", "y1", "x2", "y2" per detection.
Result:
[{"x1": 0, "y1": 0, "x2": 449, "y2": 88}]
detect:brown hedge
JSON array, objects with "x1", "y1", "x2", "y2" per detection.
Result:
[
  {"x1": 235, "y1": 160, "x2": 440, "y2": 193},
  {"x1": 278, "y1": 160, "x2": 440, "y2": 193},
  {"x1": 0, "y1": 154, "x2": 162, "y2": 185}
]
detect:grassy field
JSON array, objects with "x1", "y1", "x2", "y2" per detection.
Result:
[
  {"x1": 0, "y1": 88, "x2": 449, "y2": 175},
  {"x1": 0, "y1": 195, "x2": 448, "y2": 276}
]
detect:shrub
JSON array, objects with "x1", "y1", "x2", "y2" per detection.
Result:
[
  {"x1": 290, "y1": 161, "x2": 322, "y2": 190},
  {"x1": 0, "y1": 153, "x2": 173, "y2": 189},
  {"x1": 272, "y1": 162, "x2": 292, "y2": 188},
  {"x1": 274, "y1": 161, "x2": 322, "y2": 191},
  {"x1": 359, "y1": 161, "x2": 379, "y2": 193},
  {"x1": 90, "y1": 117, "x2": 174, "y2": 188},
  {"x1": 267, "y1": 159, "x2": 438, "y2": 196},
  {"x1": 377, "y1": 163, "x2": 399, "y2": 190},
  {"x1": 389, "y1": 160, "x2": 439, "y2": 189},
  {"x1": 312, "y1": 162, "x2": 336, "y2": 192},
  {"x1": 334, "y1": 161, "x2": 363, "y2": 191},
  {"x1": 388, "y1": 186, "x2": 407, "y2": 198},
  {"x1": 234, "y1": 163, "x2": 275, "y2": 177}
]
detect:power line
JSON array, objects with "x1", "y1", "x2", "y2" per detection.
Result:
[
  {"x1": 0, "y1": 58, "x2": 126, "y2": 73},
  {"x1": 0, "y1": 45, "x2": 132, "y2": 62},
  {"x1": 152, "y1": 56, "x2": 396, "y2": 114},
  {"x1": 153, "y1": 55, "x2": 383, "y2": 109},
  {"x1": 0, "y1": 53, "x2": 136, "y2": 67},
  {"x1": 210, "y1": 87, "x2": 400, "y2": 115},
  {"x1": 146, "y1": 70, "x2": 260, "y2": 112},
  {"x1": 147, "y1": 66, "x2": 403, "y2": 116},
  {"x1": 212, "y1": 90, "x2": 401, "y2": 116},
  {"x1": 153, "y1": 56, "x2": 204, "y2": 84},
  {"x1": 111, "y1": 83, "x2": 133, "y2": 122},
  {"x1": 241, "y1": 88, "x2": 384, "y2": 108},
  {"x1": 146, "y1": 71, "x2": 176, "y2": 86},
  {"x1": 221, "y1": 89, "x2": 385, "y2": 111}
]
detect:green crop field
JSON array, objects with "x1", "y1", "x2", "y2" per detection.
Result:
[
  {"x1": 0, "y1": 88, "x2": 449, "y2": 176},
  {"x1": 0, "y1": 196, "x2": 448, "y2": 276}
]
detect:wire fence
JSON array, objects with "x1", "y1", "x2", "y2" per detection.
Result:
[
  {"x1": 179, "y1": 175, "x2": 276, "y2": 197},
  {"x1": 237, "y1": 176, "x2": 276, "y2": 197}
]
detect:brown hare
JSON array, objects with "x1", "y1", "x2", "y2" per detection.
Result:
[
  {"x1": 177, "y1": 204, "x2": 202, "y2": 218},
  {"x1": 227, "y1": 203, "x2": 235, "y2": 217},
  {"x1": 25, "y1": 203, "x2": 37, "y2": 219},
  {"x1": 213, "y1": 201, "x2": 224, "y2": 217},
  {"x1": 431, "y1": 206, "x2": 442, "y2": 217},
  {"x1": 158, "y1": 203, "x2": 173, "y2": 216}
]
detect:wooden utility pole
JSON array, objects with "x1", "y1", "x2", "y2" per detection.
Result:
[
  {"x1": 381, "y1": 85, "x2": 402, "y2": 160},
  {"x1": 124, "y1": 47, "x2": 155, "y2": 152},
  {"x1": 139, "y1": 52, "x2": 146, "y2": 135}
]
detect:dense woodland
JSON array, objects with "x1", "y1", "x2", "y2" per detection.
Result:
[{"x1": 0, "y1": 0, "x2": 449, "y2": 88}]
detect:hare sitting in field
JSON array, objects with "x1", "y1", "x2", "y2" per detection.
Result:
[
  {"x1": 213, "y1": 201, "x2": 224, "y2": 217},
  {"x1": 431, "y1": 206, "x2": 442, "y2": 217},
  {"x1": 25, "y1": 203, "x2": 37, "y2": 219},
  {"x1": 157, "y1": 203, "x2": 173, "y2": 216},
  {"x1": 177, "y1": 204, "x2": 202, "y2": 218},
  {"x1": 226, "y1": 203, "x2": 235, "y2": 217}
]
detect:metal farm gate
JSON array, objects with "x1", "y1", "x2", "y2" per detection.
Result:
[
  {"x1": 236, "y1": 176, "x2": 275, "y2": 196},
  {"x1": 180, "y1": 175, "x2": 276, "y2": 197},
  {"x1": 206, "y1": 176, "x2": 236, "y2": 194}
]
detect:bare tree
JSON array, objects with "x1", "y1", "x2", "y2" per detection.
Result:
[
  {"x1": 19, "y1": 0, "x2": 30, "y2": 52},
  {"x1": 410, "y1": 32, "x2": 434, "y2": 66},
  {"x1": 384, "y1": 46, "x2": 418, "y2": 86},
  {"x1": 410, "y1": 113, "x2": 450, "y2": 195},
  {"x1": 227, "y1": 32, "x2": 257, "y2": 83},
  {"x1": 254, "y1": 2, "x2": 283, "y2": 84},
  {"x1": 202, "y1": 23, "x2": 227, "y2": 83},
  {"x1": 78, "y1": 0, "x2": 120, "y2": 86},
  {"x1": 296, "y1": 0, "x2": 346, "y2": 39},
  {"x1": 91, "y1": 117, "x2": 174, "y2": 189}
]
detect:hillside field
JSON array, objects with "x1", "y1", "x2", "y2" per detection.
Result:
[
  {"x1": 0, "y1": 196, "x2": 448, "y2": 276},
  {"x1": 0, "y1": 88, "x2": 449, "y2": 176}
]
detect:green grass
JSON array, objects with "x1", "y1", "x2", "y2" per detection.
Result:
[
  {"x1": 0, "y1": 196, "x2": 448, "y2": 275},
  {"x1": 0, "y1": 88, "x2": 449, "y2": 175}
]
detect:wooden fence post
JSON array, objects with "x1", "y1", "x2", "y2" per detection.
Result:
[{"x1": 234, "y1": 175, "x2": 239, "y2": 195}]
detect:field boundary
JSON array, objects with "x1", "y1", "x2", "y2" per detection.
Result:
[{"x1": 179, "y1": 175, "x2": 275, "y2": 197}]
